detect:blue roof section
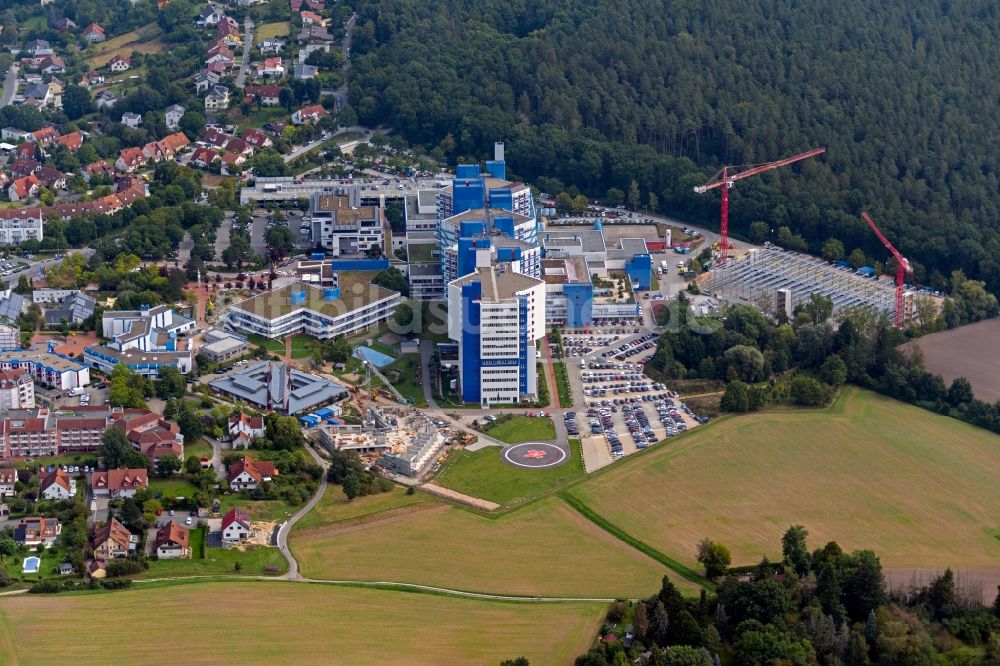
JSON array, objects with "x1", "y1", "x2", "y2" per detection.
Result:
[{"x1": 353, "y1": 346, "x2": 396, "y2": 368}]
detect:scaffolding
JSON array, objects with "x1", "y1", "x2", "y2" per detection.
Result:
[{"x1": 705, "y1": 244, "x2": 909, "y2": 319}]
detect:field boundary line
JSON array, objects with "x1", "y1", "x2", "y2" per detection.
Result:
[
  {"x1": 128, "y1": 574, "x2": 616, "y2": 603},
  {"x1": 558, "y1": 492, "x2": 713, "y2": 591}
]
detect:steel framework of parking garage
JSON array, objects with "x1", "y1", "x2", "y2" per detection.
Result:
[{"x1": 704, "y1": 244, "x2": 911, "y2": 320}]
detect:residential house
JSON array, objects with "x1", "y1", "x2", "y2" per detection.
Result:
[
  {"x1": 229, "y1": 412, "x2": 264, "y2": 448},
  {"x1": 216, "y1": 18, "x2": 241, "y2": 47},
  {"x1": 221, "y1": 507, "x2": 251, "y2": 544},
  {"x1": 95, "y1": 91, "x2": 118, "y2": 109},
  {"x1": 225, "y1": 138, "x2": 251, "y2": 155},
  {"x1": 22, "y1": 82, "x2": 58, "y2": 109},
  {"x1": 0, "y1": 468, "x2": 16, "y2": 497},
  {"x1": 258, "y1": 38, "x2": 284, "y2": 55},
  {"x1": 108, "y1": 55, "x2": 131, "y2": 72},
  {"x1": 221, "y1": 151, "x2": 245, "y2": 173},
  {"x1": 82, "y1": 23, "x2": 106, "y2": 43},
  {"x1": 204, "y1": 85, "x2": 230, "y2": 112},
  {"x1": 245, "y1": 83, "x2": 281, "y2": 107},
  {"x1": 190, "y1": 146, "x2": 219, "y2": 168},
  {"x1": 201, "y1": 126, "x2": 232, "y2": 148},
  {"x1": 165, "y1": 104, "x2": 186, "y2": 130},
  {"x1": 197, "y1": 6, "x2": 223, "y2": 27},
  {"x1": 0, "y1": 367, "x2": 34, "y2": 408},
  {"x1": 304, "y1": 0, "x2": 325, "y2": 10},
  {"x1": 90, "y1": 467, "x2": 149, "y2": 498},
  {"x1": 153, "y1": 522, "x2": 191, "y2": 559},
  {"x1": 9, "y1": 158, "x2": 41, "y2": 179},
  {"x1": 34, "y1": 166, "x2": 67, "y2": 190},
  {"x1": 121, "y1": 112, "x2": 142, "y2": 128},
  {"x1": 15, "y1": 142, "x2": 39, "y2": 160},
  {"x1": 8, "y1": 175, "x2": 40, "y2": 202},
  {"x1": 82, "y1": 160, "x2": 113, "y2": 181},
  {"x1": 116, "y1": 147, "x2": 147, "y2": 172},
  {"x1": 293, "y1": 63, "x2": 318, "y2": 80},
  {"x1": 39, "y1": 55, "x2": 65, "y2": 75},
  {"x1": 1, "y1": 128, "x2": 29, "y2": 142},
  {"x1": 14, "y1": 516, "x2": 60, "y2": 547},
  {"x1": 291, "y1": 104, "x2": 327, "y2": 125},
  {"x1": 298, "y1": 25, "x2": 333, "y2": 43},
  {"x1": 255, "y1": 57, "x2": 285, "y2": 78},
  {"x1": 25, "y1": 40, "x2": 51, "y2": 56},
  {"x1": 91, "y1": 518, "x2": 131, "y2": 560},
  {"x1": 28, "y1": 126, "x2": 58, "y2": 146},
  {"x1": 40, "y1": 468, "x2": 75, "y2": 500},
  {"x1": 193, "y1": 70, "x2": 221, "y2": 93},
  {"x1": 300, "y1": 10, "x2": 323, "y2": 25},
  {"x1": 55, "y1": 131, "x2": 83, "y2": 152},
  {"x1": 88, "y1": 559, "x2": 107, "y2": 578},
  {"x1": 240, "y1": 128, "x2": 272, "y2": 150},
  {"x1": 52, "y1": 18, "x2": 77, "y2": 32},
  {"x1": 228, "y1": 455, "x2": 277, "y2": 491}
]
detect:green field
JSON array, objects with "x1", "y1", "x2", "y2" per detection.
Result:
[
  {"x1": 247, "y1": 333, "x2": 285, "y2": 354},
  {"x1": 255, "y1": 21, "x2": 291, "y2": 42},
  {"x1": 295, "y1": 483, "x2": 432, "y2": 531},
  {"x1": 434, "y1": 441, "x2": 585, "y2": 508},
  {"x1": 0, "y1": 582, "x2": 604, "y2": 666},
  {"x1": 291, "y1": 496, "x2": 683, "y2": 598},
  {"x1": 566, "y1": 387, "x2": 1000, "y2": 570},
  {"x1": 480, "y1": 415, "x2": 556, "y2": 443}
]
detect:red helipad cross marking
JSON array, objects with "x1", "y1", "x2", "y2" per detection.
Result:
[{"x1": 525, "y1": 449, "x2": 547, "y2": 459}]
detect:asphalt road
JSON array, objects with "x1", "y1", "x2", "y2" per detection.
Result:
[
  {"x1": 276, "y1": 443, "x2": 328, "y2": 579},
  {"x1": 0, "y1": 63, "x2": 18, "y2": 107},
  {"x1": 0, "y1": 248, "x2": 97, "y2": 287},
  {"x1": 328, "y1": 13, "x2": 357, "y2": 111},
  {"x1": 234, "y1": 17, "x2": 255, "y2": 89}
]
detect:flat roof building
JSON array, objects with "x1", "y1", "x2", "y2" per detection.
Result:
[{"x1": 225, "y1": 277, "x2": 400, "y2": 341}]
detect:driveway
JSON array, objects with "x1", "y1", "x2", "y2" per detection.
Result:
[
  {"x1": 234, "y1": 17, "x2": 255, "y2": 89},
  {"x1": 0, "y1": 63, "x2": 18, "y2": 107},
  {"x1": 275, "y1": 443, "x2": 328, "y2": 579}
]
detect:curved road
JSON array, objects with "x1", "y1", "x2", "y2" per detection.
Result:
[{"x1": 275, "y1": 442, "x2": 328, "y2": 579}]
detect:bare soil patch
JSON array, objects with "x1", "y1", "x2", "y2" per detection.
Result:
[{"x1": 907, "y1": 318, "x2": 1000, "y2": 402}]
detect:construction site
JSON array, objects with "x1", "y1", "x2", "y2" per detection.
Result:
[
  {"x1": 312, "y1": 359, "x2": 449, "y2": 478},
  {"x1": 702, "y1": 244, "x2": 917, "y2": 321}
]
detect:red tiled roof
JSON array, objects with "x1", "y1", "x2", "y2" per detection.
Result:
[
  {"x1": 221, "y1": 507, "x2": 250, "y2": 531},
  {"x1": 228, "y1": 456, "x2": 276, "y2": 484},
  {"x1": 40, "y1": 468, "x2": 72, "y2": 494},
  {"x1": 91, "y1": 467, "x2": 148, "y2": 492},
  {"x1": 55, "y1": 131, "x2": 83, "y2": 151},
  {"x1": 154, "y1": 522, "x2": 189, "y2": 550}
]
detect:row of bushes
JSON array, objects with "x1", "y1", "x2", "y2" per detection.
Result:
[{"x1": 29, "y1": 578, "x2": 132, "y2": 594}]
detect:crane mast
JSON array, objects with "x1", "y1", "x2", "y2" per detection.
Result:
[
  {"x1": 861, "y1": 212, "x2": 913, "y2": 328},
  {"x1": 694, "y1": 147, "x2": 825, "y2": 265}
]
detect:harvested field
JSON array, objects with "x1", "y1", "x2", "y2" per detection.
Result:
[
  {"x1": 567, "y1": 387, "x2": 1000, "y2": 571},
  {"x1": 908, "y1": 318, "x2": 1000, "y2": 402},
  {"x1": 291, "y1": 497, "x2": 685, "y2": 598},
  {"x1": 0, "y1": 582, "x2": 605, "y2": 666}
]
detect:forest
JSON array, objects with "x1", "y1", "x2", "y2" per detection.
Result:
[
  {"x1": 574, "y1": 527, "x2": 1000, "y2": 665},
  {"x1": 348, "y1": 0, "x2": 1000, "y2": 294}
]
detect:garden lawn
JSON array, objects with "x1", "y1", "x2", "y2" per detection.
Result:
[
  {"x1": 17, "y1": 453, "x2": 98, "y2": 471},
  {"x1": 142, "y1": 527, "x2": 287, "y2": 578},
  {"x1": 289, "y1": 333, "x2": 322, "y2": 360},
  {"x1": 183, "y1": 438, "x2": 213, "y2": 461},
  {"x1": 566, "y1": 387, "x2": 1000, "y2": 571},
  {"x1": 291, "y1": 496, "x2": 686, "y2": 598},
  {"x1": 246, "y1": 333, "x2": 285, "y2": 354},
  {"x1": 255, "y1": 21, "x2": 290, "y2": 41},
  {"x1": 481, "y1": 415, "x2": 556, "y2": 443},
  {"x1": 0, "y1": 582, "x2": 605, "y2": 666},
  {"x1": 149, "y1": 478, "x2": 200, "y2": 499},
  {"x1": 434, "y1": 441, "x2": 585, "y2": 508}
]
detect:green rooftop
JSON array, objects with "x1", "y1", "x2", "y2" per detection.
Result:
[{"x1": 232, "y1": 274, "x2": 398, "y2": 321}]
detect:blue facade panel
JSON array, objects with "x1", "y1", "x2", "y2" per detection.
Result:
[
  {"x1": 452, "y1": 178, "x2": 484, "y2": 214},
  {"x1": 517, "y1": 298, "x2": 528, "y2": 395},
  {"x1": 495, "y1": 247, "x2": 521, "y2": 263},
  {"x1": 484, "y1": 161, "x2": 506, "y2": 180},
  {"x1": 330, "y1": 258, "x2": 390, "y2": 271},
  {"x1": 492, "y1": 215, "x2": 514, "y2": 237},
  {"x1": 625, "y1": 254, "x2": 653, "y2": 291},
  {"x1": 460, "y1": 282, "x2": 482, "y2": 403},
  {"x1": 488, "y1": 189, "x2": 513, "y2": 211},
  {"x1": 455, "y1": 164, "x2": 480, "y2": 179},
  {"x1": 457, "y1": 237, "x2": 490, "y2": 279},
  {"x1": 564, "y1": 282, "x2": 595, "y2": 327}
]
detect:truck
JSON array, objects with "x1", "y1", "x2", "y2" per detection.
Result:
[
  {"x1": 68, "y1": 387, "x2": 86, "y2": 397},
  {"x1": 660, "y1": 260, "x2": 669, "y2": 271}
]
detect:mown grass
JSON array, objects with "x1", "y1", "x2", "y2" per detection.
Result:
[{"x1": 480, "y1": 415, "x2": 556, "y2": 443}]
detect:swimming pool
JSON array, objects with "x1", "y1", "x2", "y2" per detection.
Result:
[
  {"x1": 353, "y1": 346, "x2": 396, "y2": 368},
  {"x1": 22, "y1": 556, "x2": 40, "y2": 574}
]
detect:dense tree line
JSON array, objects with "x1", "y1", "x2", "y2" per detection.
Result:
[
  {"x1": 577, "y1": 527, "x2": 1000, "y2": 665},
  {"x1": 350, "y1": 0, "x2": 1000, "y2": 295}
]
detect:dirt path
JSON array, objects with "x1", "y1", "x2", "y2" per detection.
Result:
[{"x1": 420, "y1": 484, "x2": 500, "y2": 511}]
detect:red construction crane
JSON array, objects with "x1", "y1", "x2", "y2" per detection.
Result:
[
  {"x1": 694, "y1": 147, "x2": 826, "y2": 265},
  {"x1": 861, "y1": 212, "x2": 913, "y2": 328}
]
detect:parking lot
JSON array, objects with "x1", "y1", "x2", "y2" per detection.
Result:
[{"x1": 555, "y1": 326, "x2": 708, "y2": 472}]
